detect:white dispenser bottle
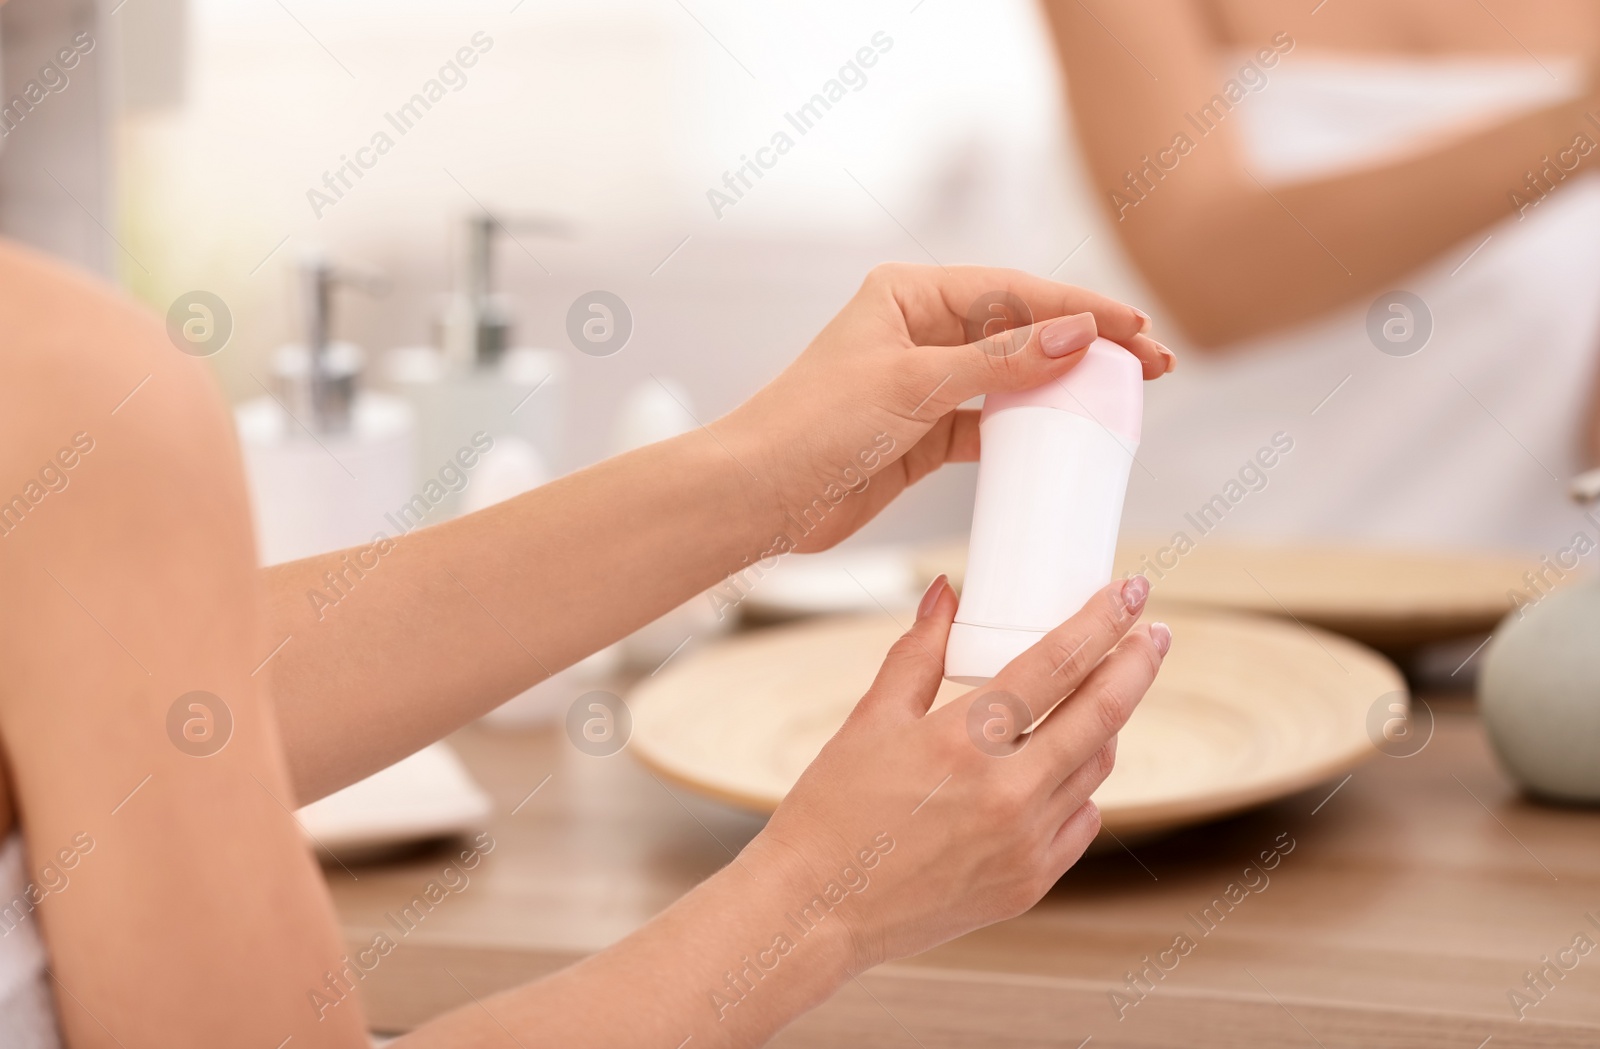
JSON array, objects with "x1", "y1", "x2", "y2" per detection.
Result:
[
  {"x1": 385, "y1": 212, "x2": 568, "y2": 518},
  {"x1": 236, "y1": 250, "x2": 415, "y2": 566},
  {"x1": 945, "y1": 338, "x2": 1143, "y2": 684}
]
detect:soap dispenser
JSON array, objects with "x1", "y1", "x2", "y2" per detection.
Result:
[
  {"x1": 236, "y1": 249, "x2": 416, "y2": 566},
  {"x1": 386, "y1": 212, "x2": 569, "y2": 518},
  {"x1": 439, "y1": 212, "x2": 522, "y2": 367}
]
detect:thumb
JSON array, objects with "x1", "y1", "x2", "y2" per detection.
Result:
[
  {"x1": 915, "y1": 312, "x2": 1099, "y2": 416},
  {"x1": 858, "y1": 575, "x2": 958, "y2": 719}
]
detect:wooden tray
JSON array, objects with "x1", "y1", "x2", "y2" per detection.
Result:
[
  {"x1": 627, "y1": 608, "x2": 1403, "y2": 839},
  {"x1": 912, "y1": 538, "x2": 1538, "y2": 648}
]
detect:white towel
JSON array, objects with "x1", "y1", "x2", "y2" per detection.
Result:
[
  {"x1": 0, "y1": 833, "x2": 60, "y2": 1049},
  {"x1": 1125, "y1": 54, "x2": 1600, "y2": 555}
]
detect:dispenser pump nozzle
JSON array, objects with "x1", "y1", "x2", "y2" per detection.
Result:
[
  {"x1": 456, "y1": 211, "x2": 571, "y2": 368},
  {"x1": 465, "y1": 215, "x2": 511, "y2": 366},
  {"x1": 279, "y1": 248, "x2": 387, "y2": 435}
]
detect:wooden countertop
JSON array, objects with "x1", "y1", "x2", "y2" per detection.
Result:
[{"x1": 329, "y1": 694, "x2": 1600, "y2": 1046}]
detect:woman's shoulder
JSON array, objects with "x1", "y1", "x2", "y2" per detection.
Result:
[
  {"x1": 0, "y1": 237, "x2": 235, "y2": 472},
  {"x1": 0, "y1": 239, "x2": 164, "y2": 362}
]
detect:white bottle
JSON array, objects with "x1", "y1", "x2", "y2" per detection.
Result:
[
  {"x1": 945, "y1": 338, "x2": 1143, "y2": 684},
  {"x1": 237, "y1": 252, "x2": 416, "y2": 566},
  {"x1": 383, "y1": 212, "x2": 568, "y2": 518}
]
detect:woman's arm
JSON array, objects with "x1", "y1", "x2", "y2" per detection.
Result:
[
  {"x1": 264, "y1": 264, "x2": 1172, "y2": 805},
  {"x1": 1042, "y1": 0, "x2": 1600, "y2": 346},
  {"x1": 0, "y1": 244, "x2": 1165, "y2": 1046},
  {"x1": 0, "y1": 243, "x2": 369, "y2": 1047},
  {"x1": 262, "y1": 427, "x2": 773, "y2": 803},
  {"x1": 395, "y1": 575, "x2": 1165, "y2": 1049}
]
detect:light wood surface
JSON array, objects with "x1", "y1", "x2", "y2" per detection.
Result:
[
  {"x1": 914, "y1": 538, "x2": 1542, "y2": 648},
  {"x1": 626, "y1": 610, "x2": 1403, "y2": 840},
  {"x1": 331, "y1": 696, "x2": 1600, "y2": 1046}
]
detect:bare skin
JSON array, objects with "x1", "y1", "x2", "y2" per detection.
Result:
[
  {"x1": 1044, "y1": 0, "x2": 1600, "y2": 348},
  {"x1": 0, "y1": 242, "x2": 365, "y2": 1045},
  {"x1": 261, "y1": 263, "x2": 1171, "y2": 804},
  {"x1": 0, "y1": 238, "x2": 1171, "y2": 1047}
]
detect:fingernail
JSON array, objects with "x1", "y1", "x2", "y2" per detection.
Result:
[
  {"x1": 1132, "y1": 307, "x2": 1152, "y2": 334},
  {"x1": 1153, "y1": 340, "x2": 1176, "y2": 373},
  {"x1": 1040, "y1": 312, "x2": 1097, "y2": 358},
  {"x1": 1150, "y1": 622, "x2": 1172, "y2": 657},
  {"x1": 1120, "y1": 574, "x2": 1149, "y2": 616},
  {"x1": 917, "y1": 574, "x2": 948, "y2": 620}
]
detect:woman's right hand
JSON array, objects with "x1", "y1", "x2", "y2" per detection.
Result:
[{"x1": 747, "y1": 573, "x2": 1170, "y2": 973}]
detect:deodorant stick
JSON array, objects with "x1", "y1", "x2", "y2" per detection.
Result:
[{"x1": 944, "y1": 338, "x2": 1143, "y2": 684}]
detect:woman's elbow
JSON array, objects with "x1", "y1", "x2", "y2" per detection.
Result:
[
  {"x1": 1116, "y1": 225, "x2": 1347, "y2": 350},
  {"x1": 1119, "y1": 252, "x2": 1269, "y2": 351}
]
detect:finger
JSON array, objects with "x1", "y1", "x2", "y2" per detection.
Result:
[
  {"x1": 913, "y1": 313, "x2": 1091, "y2": 413},
  {"x1": 894, "y1": 411, "x2": 982, "y2": 489},
  {"x1": 942, "y1": 409, "x2": 981, "y2": 463},
  {"x1": 866, "y1": 262, "x2": 1173, "y2": 378},
  {"x1": 862, "y1": 263, "x2": 1152, "y2": 349},
  {"x1": 1045, "y1": 799, "x2": 1103, "y2": 877},
  {"x1": 1048, "y1": 734, "x2": 1117, "y2": 819},
  {"x1": 859, "y1": 575, "x2": 957, "y2": 718},
  {"x1": 985, "y1": 575, "x2": 1150, "y2": 720},
  {"x1": 912, "y1": 317, "x2": 1170, "y2": 415},
  {"x1": 1126, "y1": 333, "x2": 1177, "y2": 379},
  {"x1": 1028, "y1": 624, "x2": 1167, "y2": 776}
]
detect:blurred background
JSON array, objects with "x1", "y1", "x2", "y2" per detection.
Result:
[
  {"x1": 10, "y1": 9, "x2": 1600, "y2": 1031},
  {"x1": 9, "y1": 0, "x2": 1126, "y2": 552},
  {"x1": 8, "y1": 0, "x2": 1600, "y2": 570}
]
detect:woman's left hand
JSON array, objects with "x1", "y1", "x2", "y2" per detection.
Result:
[{"x1": 719, "y1": 263, "x2": 1173, "y2": 553}]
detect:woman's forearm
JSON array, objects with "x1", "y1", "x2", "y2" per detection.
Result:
[
  {"x1": 261, "y1": 425, "x2": 779, "y2": 803},
  {"x1": 1125, "y1": 94, "x2": 1600, "y2": 345},
  {"x1": 388, "y1": 542, "x2": 1164, "y2": 1048},
  {"x1": 1043, "y1": 0, "x2": 1600, "y2": 346},
  {"x1": 398, "y1": 838, "x2": 856, "y2": 1049},
  {"x1": 257, "y1": 264, "x2": 1166, "y2": 805}
]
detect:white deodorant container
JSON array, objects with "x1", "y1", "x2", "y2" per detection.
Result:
[{"x1": 944, "y1": 338, "x2": 1143, "y2": 684}]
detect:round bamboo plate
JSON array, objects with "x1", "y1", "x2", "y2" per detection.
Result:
[
  {"x1": 627, "y1": 608, "x2": 1404, "y2": 839},
  {"x1": 911, "y1": 538, "x2": 1538, "y2": 648}
]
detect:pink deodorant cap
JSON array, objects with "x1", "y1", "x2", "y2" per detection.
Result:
[{"x1": 981, "y1": 337, "x2": 1143, "y2": 446}]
